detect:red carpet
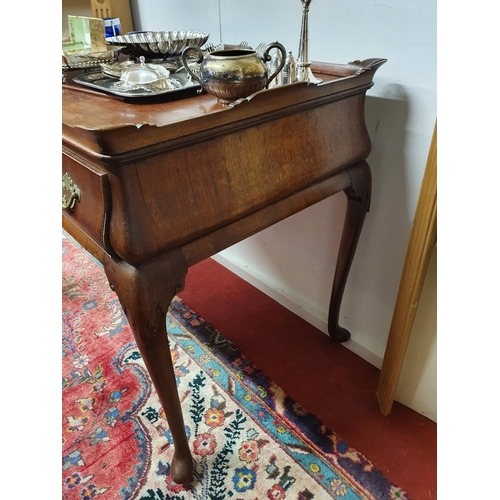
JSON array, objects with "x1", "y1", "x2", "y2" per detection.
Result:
[
  {"x1": 63, "y1": 233, "x2": 414, "y2": 499},
  {"x1": 178, "y1": 258, "x2": 437, "y2": 500}
]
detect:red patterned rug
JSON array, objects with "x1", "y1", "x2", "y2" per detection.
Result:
[{"x1": 62, "y1": 232, "x2": 409, "y2": 500}]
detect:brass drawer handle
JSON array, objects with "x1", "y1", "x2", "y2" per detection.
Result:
[{"x1": 62, "y1": 172, "x2": 81, "y2": 212}]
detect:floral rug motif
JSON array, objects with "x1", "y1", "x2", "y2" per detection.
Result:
[{"x1": 62, "y1": 233, "x2": 409, "y2": 500}]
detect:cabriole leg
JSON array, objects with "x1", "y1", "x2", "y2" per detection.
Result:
[
  {"x1": 103, "y1": 250, "x2": 193, "y2": 486},
  {"x1": 328, "y1": 161, "x2": 372, "y2": 342}
]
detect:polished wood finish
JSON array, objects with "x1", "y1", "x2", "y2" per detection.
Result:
[
  {"x1": 376, "y1": 122, "x2": 437, "y2": 415},
  {"x1": 62, "y1": 58, "x2": 386, "y2": 484}
]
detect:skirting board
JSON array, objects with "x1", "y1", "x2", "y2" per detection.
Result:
[{"x1": 212, "y1": 253, "x2": 383, "y2": 369}]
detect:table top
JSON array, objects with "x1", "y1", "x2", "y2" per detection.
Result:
[{"x1": 62, "y1": 59, "x2": 386, "y2": 159}]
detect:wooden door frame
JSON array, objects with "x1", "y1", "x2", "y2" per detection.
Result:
[{"x1": 376, "y1": 121, "x2": 437, "y2": 415}]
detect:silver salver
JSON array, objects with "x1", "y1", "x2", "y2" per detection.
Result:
[{"x1": 72, "y1": 68, "x2": 200, "y2": 98}]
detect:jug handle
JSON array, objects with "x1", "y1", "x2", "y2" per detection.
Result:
[
  {"x1": 181, "y1": 45, "x2": 204, "y2": 89},
  {"x1": 263, "y1": 42, "x2": 286, "y2": 89}
]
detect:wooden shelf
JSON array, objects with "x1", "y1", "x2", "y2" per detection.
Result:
[{"x1": 89, "y1": 0, "x2": 134, "y2": 34}]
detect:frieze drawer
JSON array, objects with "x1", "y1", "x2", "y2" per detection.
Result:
[{"x1": 62, "y1": 154, "x2": 111, "y2": 249}]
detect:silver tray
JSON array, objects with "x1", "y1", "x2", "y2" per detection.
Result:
[{"x1": 72, "y1": 69, "x2": 200, "y2": 98}]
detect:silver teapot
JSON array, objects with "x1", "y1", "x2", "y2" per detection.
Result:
[{"x1": 181, "y1": 42, "x2": 286, "y2": 105}]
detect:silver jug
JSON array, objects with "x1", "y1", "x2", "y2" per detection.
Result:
[{"x1": 181, "y1": 42, "x2": 286, "y2": 105}]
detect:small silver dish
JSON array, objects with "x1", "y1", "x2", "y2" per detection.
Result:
[{"x1": 100, "y1": 60, "x2": 136, "y2": 79}]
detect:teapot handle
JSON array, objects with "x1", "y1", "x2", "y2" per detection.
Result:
[
  {"x1": 181, "y1": 45, "x2": 204, "y2": 88},
  {"x1": 262, "y1": 42, "x2": 286, "y2": 89}
]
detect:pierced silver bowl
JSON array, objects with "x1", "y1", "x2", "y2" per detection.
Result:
[
  {"x1": 62, "y1": 46, "x2": 121, "y2": 70},
  {"x1": 106, "y1": 30, "x2": 209, "y2": 60}
]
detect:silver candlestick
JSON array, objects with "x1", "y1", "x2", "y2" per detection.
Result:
[{"x1": 296, "y1": 0, "x2": 322, "y2": 84}]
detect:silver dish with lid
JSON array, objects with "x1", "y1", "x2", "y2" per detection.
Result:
[{"x1": 112, "y1": 56, "x2": 183, "y2": 92}]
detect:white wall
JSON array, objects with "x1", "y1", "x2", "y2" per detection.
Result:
[{"x1": 118, "y1": 0, "x2": 438, "y2": 420}]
